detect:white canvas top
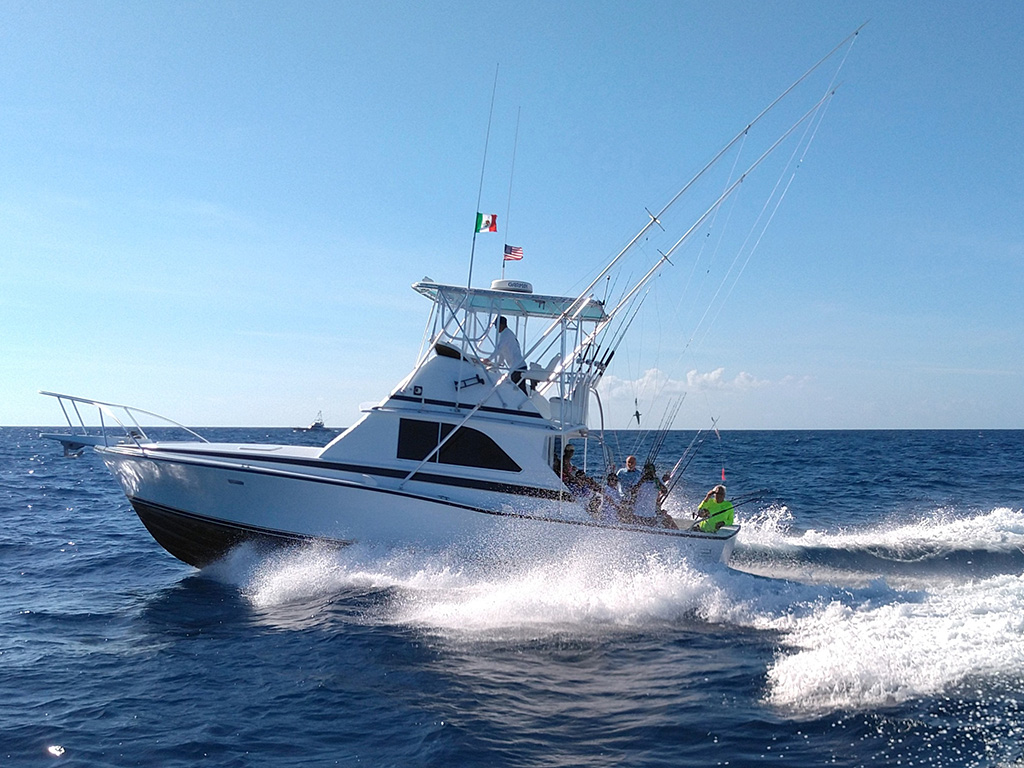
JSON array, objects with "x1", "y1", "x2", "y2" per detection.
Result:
[{"x1": 412, "y1": 281, "x2": 608, "y2": 322}]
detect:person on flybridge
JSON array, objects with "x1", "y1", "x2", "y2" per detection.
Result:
[{"x1": 486, "y1": 315, "x2": 528, "y2": 394}]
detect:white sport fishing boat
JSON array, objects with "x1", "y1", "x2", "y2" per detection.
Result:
[
  {"x1": 41, "y1": 32, "x2": 860, "y2": 568},
  {"x1": 41, "y1": 272, "x2": 739, "y2": 567}
]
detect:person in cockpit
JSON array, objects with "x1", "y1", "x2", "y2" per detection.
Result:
[{"x1": 694, "y1": 485, "x2": 735, "y2": 532}]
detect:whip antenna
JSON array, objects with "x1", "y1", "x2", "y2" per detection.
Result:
[
  {"x1": 501, "y1": 106, "x2": 522, "y2": 279},
  {"x1": 467, "y1": 64, "x2": 499, "y2": 290}
]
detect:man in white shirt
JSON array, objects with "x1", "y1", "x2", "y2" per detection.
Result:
[
  {"x1": 616, "y1": 455, "x2": 642, "y2": 494},
  {"x1": 491, "y1": 316, "x2": 528, "y2": 394},
  {"x1": 629, "y1": 462, "x2": 674, "y2": 528}
]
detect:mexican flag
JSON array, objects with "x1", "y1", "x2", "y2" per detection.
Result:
[{"x1": 475, "y1": 213, "x2": 497, "y2": 232}]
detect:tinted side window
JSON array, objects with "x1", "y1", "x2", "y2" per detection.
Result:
[
  {"x1": 397, "y1": 419, "x2": 521, "y2": 472},
  {"x1": 396, "y1": 419, "x2": 443, "y2": 462}
]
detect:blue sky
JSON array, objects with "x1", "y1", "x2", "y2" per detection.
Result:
[{"x1": 2, "y1": 1, "x2": 1022, "y2": 429}]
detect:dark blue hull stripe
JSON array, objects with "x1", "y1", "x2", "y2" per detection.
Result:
[
  {"x1": 387, "y1": 394, "x2": 544, "y2": 418},
  {"x1": 130, "y1": 446, "x2": 565, "y2": 500}
]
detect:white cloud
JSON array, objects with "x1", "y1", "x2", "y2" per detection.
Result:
[
  {"x1": 600, "y1": 366, "x2": 770, "y2": 399},
  {"x1": 685, "y1": 367, "x2": 768, "y2": 392},
  {"x1": 779, "y1": 374, "x2": 813, "y2": 388},
  {"x1": 599, "y1": 368, "x2": 680, "y2": 399},
  {"x1": 593, "y1": 366, "x2": 777, "y2": 427}
]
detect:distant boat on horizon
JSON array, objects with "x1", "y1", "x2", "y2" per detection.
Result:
[{"x1": 295, "y1": 410, "x2": 328, "y2": 432}]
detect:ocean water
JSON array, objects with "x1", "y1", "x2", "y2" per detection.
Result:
[{"x1": 3, "y1": 427, "x2": 1024, "y2": 767}]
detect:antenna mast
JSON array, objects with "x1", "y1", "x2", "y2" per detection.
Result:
[
  {"x1": 467, "y1": 64, "x2": 499, "y2": 290},
  {"x1": 501, "y1": 106, "x2": 522, "y2": 280}
]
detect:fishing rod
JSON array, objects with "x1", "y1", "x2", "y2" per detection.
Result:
[
  {"x1": 682, "y1": 496, "x2": 761, "y2": 528},
  {"x1": 664, "y1": 426, "x2": 706, "y2": 485},
  {"x1": 641, "y1": 399, "x2": 674, "y2": 454},
  {"x1": 656, "y1": 398, "x2": 685, "y2": 455},
  {"x1": 645, "y1": 396, "x2": 685, "y2": 467},
  {"x1": 626, "y1": 412, "x2": 652, "y2": 452},
  {"x1": 665, "y1": 431, "x2": 701, "y2": 485},
  {"x1": 730, "y1": 490, "x2": 766, "y2": 502},
  {"x1": 729, "y1": 497, "x2": 763, "y2": 511},
  {"x1": 602, "y1": 292, "x2": 647, "y2": 368},
  {"x1": 665, "y1": 417, "x2": 720, "y2": 496}
]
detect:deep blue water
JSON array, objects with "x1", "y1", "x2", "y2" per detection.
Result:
[{"x1": 3, "y1": 427, "x2": 1024, "y2": 766}]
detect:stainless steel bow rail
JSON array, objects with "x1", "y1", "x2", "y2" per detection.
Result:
[{"x1": 39, "y1": 391, "x2": 208, "y2": 454}]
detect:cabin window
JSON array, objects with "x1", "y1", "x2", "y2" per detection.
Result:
[{"x1": 397, "y1": 419, "x2": 521, "y2": 472}]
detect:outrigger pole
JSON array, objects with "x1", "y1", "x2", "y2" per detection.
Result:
[
  {"x1": 523, "y1": 25, "x2": 864, "y2": 367},
  {"x1": 550, "y1": 83, "x2": 838, "y2": 388},
  {"x1": 467, "y1": 64, "x2": 500, "y2": 291},
  {"x1": 578, "y1": 26, "x2": 860, "y2": 303}
]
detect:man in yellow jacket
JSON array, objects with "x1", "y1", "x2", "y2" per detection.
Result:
[{"x1": 695, "y1": 485, "x2": 734, "y2": 532}]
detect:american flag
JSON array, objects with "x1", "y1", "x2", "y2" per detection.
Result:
[{"x1": 503, "y1": 244, "x2": 524, "y2": 261}]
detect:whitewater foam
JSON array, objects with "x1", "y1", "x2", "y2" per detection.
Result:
[
  {"x1": 762, "y1": 572, "x2": 1024, "y2": 715},
  {"x1": 740, "y1": 505, "x2": 1024, "y2": 555},
  {"x1": 201, "y1": 506, "x2": 1024, "y2": 717},
  {"x1": 206, "y1": 538, "x2": 742, "y2": 634},
  {"x1": 389, "y1": 547, "x2": 718, "y2": 634},
  {"x1": 732, "y1": 505, "x2": 1024, "y2": 586}
]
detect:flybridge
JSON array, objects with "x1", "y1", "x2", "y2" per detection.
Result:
[
  {"x1": 411, "y1": 278, "x2": 611, "y2": 415},
  {"x1": 412, "y1": 280, "x2": 609, "y2": 322}
]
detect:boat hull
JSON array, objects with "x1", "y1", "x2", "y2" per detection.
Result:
[
  {"x1": 129, "y1": 498, "x2": 315, "y2": 568},
  {"x1": 99, "y1": 445, "x2": 739, "y2": 568}
]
